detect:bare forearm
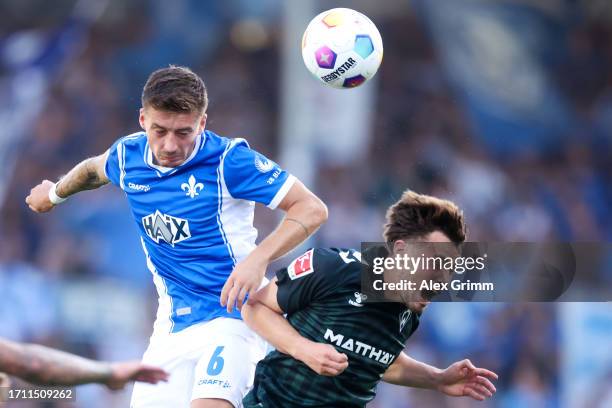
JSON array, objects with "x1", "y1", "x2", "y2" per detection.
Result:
[
  {"x1": 250, "y1": 220, "x2": 308, "y2": 264},
  {"x1": 254, "y1": 199, "x2": 328, "y2": 263},
  {"x1": 383, "y1": 353, "x2": 442, "y2": 389},
  {"x1": 56, "y1": 154, "x2": 109, "y2": 198},
  {"x1": 21, "y1": 345, "x2": 112, "y2": 386},
  {"x1": 0, "y1": 340, "x2": 111, "y2": 386},
  {"x1": 242, "y1": 301, "x2": 310, "y2": 359}
]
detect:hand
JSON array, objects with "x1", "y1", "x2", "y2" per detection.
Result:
[
  {"x1": 0, "y1": 372, "x2": 10, "y2": 387},
  {"x1": 436, "y1": 359, "x2": 498, "y2": 401},
  {"x1": 25, "y1": 180, "x2": 56, "y2": 213},
  {"x1": 105, "y1": 361, "x2": 169, "y2": 391},
  {"x1": 295, "y1": 341, "x2": 349, "y2": 376},
  {"x1": 0, "y1": 372, "x2": 9, "y2": 402},
  {"x1": 221, "y1": 255, "x2": 267, "y2": 313}
]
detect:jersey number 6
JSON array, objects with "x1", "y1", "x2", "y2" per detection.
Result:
[{"x1": 207, "y1": 346, "x2": 225, "y2": 376}]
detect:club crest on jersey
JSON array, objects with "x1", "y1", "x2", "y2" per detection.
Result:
[
  {"x1": 142, "y1": 210, "x2": 191, "y2": 247},
  {"x1": 181, "y1": 175, "x2": 204, "y2": 198},
  {"x1": 348, "y1": 292, "x2": 367, "y2": 307},
  {"x1": 254, "y1": 154, "x2": 274, "y2": 173},
  {"x1": 288, "y1": 249, "x2": 314, "y2": 280},
  {"x1": 399, "y1": 309, "x2": 412, "y2": 332}
]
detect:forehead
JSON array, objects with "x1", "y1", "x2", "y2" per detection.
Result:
[
  {"x1": 143, "y1": 107, "x2": 201, "y2": 129},
  {"x1": 407, "y1": 231, "x2": 458, "y2": 257}
]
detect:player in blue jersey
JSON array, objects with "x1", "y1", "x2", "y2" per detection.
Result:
[{"x1": 25, "y1": 66, "x2": 328, "y2": 408}]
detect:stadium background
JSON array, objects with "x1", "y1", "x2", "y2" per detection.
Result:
[{"x1": 0, "y1": 0, "x2": 611, "y2": 407}]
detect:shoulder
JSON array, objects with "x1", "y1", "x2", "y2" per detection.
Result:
[
  {"x1": 116, "y1": 131, "x2": 146, "y2": 147},
  {"x1": 109, "y1": 132, "x2": 146, "y2": 155},
  {"x1": 199, "y1": 130, "x2": 252, "y2": 162},
  {"x1": 106, "y1": 132, "x2": 146, "y2": 163},
  {"x1": 275, "y1": 248, "x2": 362, "y2": 312},
  {"x1": 315, "y1": 247, "x2": 362, "y2": 270},
  {"x1": 204, "y1": 130, "x2": 248, "y2": 152},
  {"x1": 105, "y1": 132, "x2": 147, "y2": 185},
  {"x1": 285, "y1": 247, "x2": 362, "y2": 283}
]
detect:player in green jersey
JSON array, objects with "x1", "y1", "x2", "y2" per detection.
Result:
[{"x1": 242, "y1": 190, "x2": 497, "y2": 407}]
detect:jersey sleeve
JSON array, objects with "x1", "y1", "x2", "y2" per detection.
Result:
[
  {"x1": 276, "y1": 248, "x2": 354, "y2": 314},
  {"x1": 104, "y1": 138, "x2": 124, "y2": 187},
  {"x1": 222, "y1": 142, "x2": 295, "y2": 209}
]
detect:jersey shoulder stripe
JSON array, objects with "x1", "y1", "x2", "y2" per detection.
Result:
[
  {"x1": 215, "y1": 140, "x2": 238, "y2": 266},
  {"x1": 219, "y1": 137, "x2": 250, "y2": 196},
  {"x1": 103, "y1": 132, "x2": 146, "y2": 184},
  {"x1": 118, "y1": 133, "x2": 146, "y2": 189},
  {"x1": 105, "y1": 132, "x2": 147, "y2": 188}
]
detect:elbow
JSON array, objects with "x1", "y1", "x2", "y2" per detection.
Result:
[
  {"x1": 19, "y1": 346, "x2": 47, "y2": 385},
  {"x1": 240, "y1": 301, "x2": 255, "y2": 329},
  {"x1": 308, "y1": 196, "x2": 328, "y2": 229},
  {"x1": 317, "y1": 198, "x2": 329, "y2": 225}
]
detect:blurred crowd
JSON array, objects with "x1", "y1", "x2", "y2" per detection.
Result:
[
  {"x1": 317, "y1": 12, "x2": 612, "y2": 246},
  {"x1": 0, "y1": 1, "x2": 611, "y2": 407}
]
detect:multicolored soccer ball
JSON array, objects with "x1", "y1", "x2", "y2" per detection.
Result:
[{"x1": 301, "y1": 8, "x2": 383, "y2": 89}]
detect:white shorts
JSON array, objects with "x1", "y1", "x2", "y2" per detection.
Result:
[{"x1": 130, "y1": 317, "x2": 268, "y2": 408}]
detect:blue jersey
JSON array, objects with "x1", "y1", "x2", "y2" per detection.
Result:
[{"x1": 104, "y1": 130, "x2": 295, "y2": 333}]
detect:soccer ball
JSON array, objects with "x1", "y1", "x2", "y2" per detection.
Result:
[{"x1": 301, "y1": 8, "x2": 383, "y2": 89}]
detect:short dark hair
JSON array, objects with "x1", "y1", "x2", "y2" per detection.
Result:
[
  {"x1": 383, "y1": 190, "x2": 466, "y2": 244},
  {"x1": 142, "y1": 65, "x2": 208, "y2": 113}
]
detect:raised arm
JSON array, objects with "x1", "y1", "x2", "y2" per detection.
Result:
[
  {"x1": 25, "y1": 151, "x2": 110, "y2": 213},
  {"x1": 221, "y1": 180, "x2": 328, "y2": 312},
  {"x1": 241, "y1": 278, "x2": 348, "y2": 376},
  {"x1": 251, "y1": 180, "x2": 328, "y2": 262},
  {"x1": 0, "y1": 338, "x2": 168, "y2": 390},
  {"x1": 383, "y1": 352, "x2": 498, "y2": 401}
]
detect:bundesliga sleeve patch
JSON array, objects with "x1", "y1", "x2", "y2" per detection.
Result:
[{"x1": 287, "y1": 249, "x2": 315, "y2": 280}]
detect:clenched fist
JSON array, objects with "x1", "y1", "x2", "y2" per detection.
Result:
[
  {"x1": 25, "y1": 180, "x2": 56, "y2": 213},
  {"x1": 295, "y1": 341, "x2": 349, "y2": 376}
]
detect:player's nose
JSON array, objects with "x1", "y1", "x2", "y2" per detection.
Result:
[{"x1": 163, "y1": 136, "x2": 179, "y2": 154}]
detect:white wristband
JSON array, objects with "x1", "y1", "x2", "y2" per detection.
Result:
[{"x1": 48, "y1": 182, "x2": 67, "y2": 205}]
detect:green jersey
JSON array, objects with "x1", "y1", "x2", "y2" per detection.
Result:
[{"x1": 243, "y1": 247, "x2": 420, "y2": 408}]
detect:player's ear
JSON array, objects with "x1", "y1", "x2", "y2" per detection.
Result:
[
  {"x1": 392, "y1": 240, "x2": 406, "y2": 255},
  {"x1": 139, "y1": 108, "x2": 146, "y2": 130},
  {"x1": 199, "y1": 113, "x2": 207, "y2": 132}
]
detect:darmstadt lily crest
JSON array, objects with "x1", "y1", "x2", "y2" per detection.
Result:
[{"x1": 181, "y1": 175, "x2": 203, "y2": 198}]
